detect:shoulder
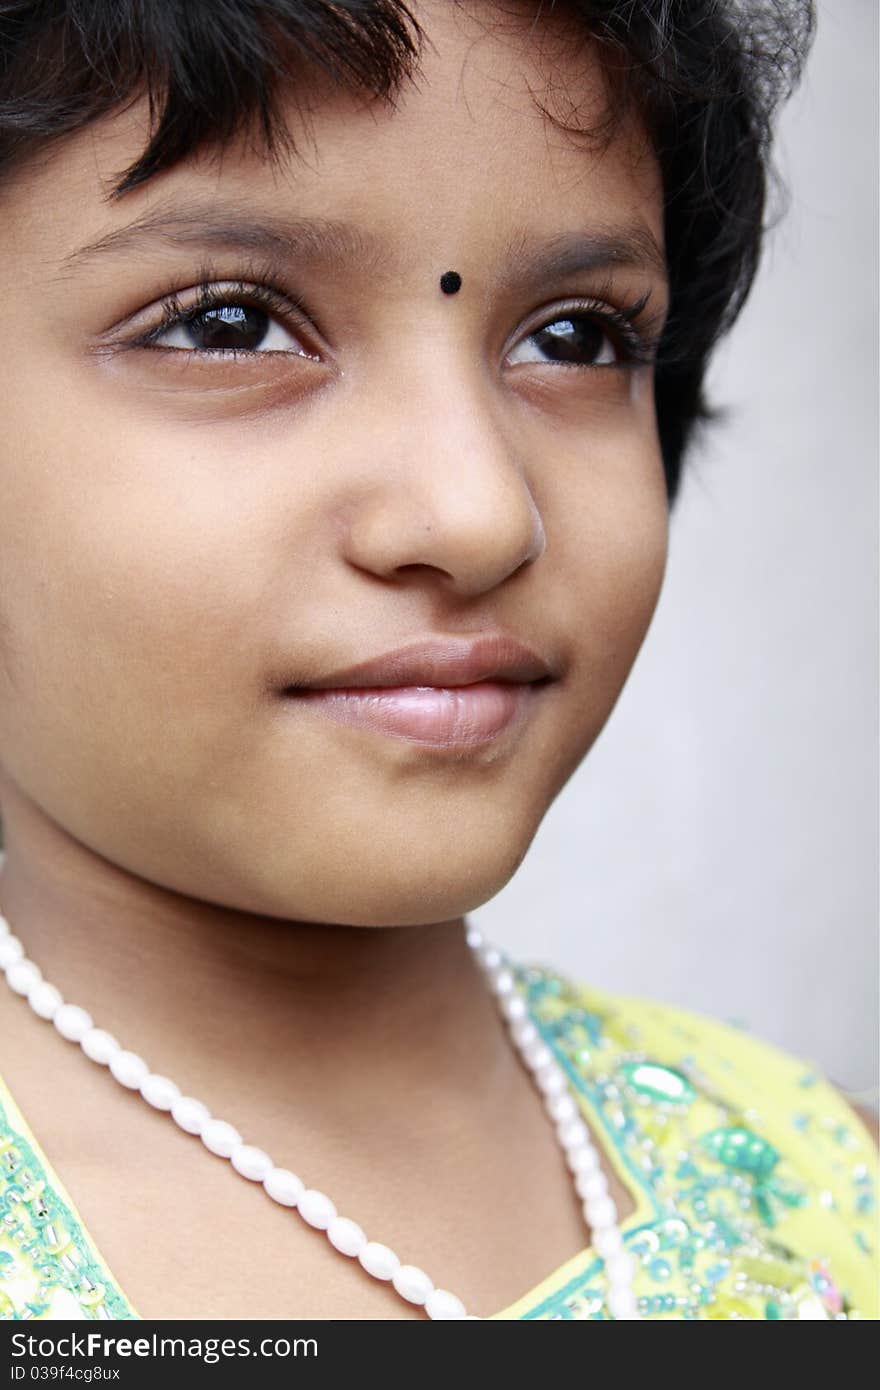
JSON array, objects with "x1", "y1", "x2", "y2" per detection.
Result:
[{"x1": 848, "y1": 1102, "x2": 879, "y2": 1148}]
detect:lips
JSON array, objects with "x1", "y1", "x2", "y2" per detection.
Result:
[
  {"x1": 279, "y1": 633, "x2": 557, "y2": 692},
  {"x1": 277, "y1": 633, "x2": 558, "y2": 749},
  {"x1": 290, "y1": 680, "x2": 538, "y2": 747}
]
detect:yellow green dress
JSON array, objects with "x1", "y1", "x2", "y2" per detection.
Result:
[{"x1": 1, "y1": 959, "x2": 877, "y2": 1319}]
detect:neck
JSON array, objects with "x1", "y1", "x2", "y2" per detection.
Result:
[{"x1": 0, "y1": 793, "x2": 519, "y2": 1127}]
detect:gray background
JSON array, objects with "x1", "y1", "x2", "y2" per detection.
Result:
[{"x1": 472, "y1": 0, "x2": 879, "y2": 1107}]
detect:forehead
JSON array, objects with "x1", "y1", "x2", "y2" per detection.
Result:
[{"x1": 6, "y1": 0, "x2": 665, "y2": 284}]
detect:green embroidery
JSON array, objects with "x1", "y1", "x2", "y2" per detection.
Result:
[{"x1": 0, "y1": 1095, "x2": 136, "y2": 1320}]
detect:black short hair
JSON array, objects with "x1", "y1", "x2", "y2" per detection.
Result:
[{"x1": 0, "y1": 0, "x2": 816, "y2": 504}]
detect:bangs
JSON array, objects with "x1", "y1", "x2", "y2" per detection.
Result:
[{"x1": 0, "y1": 0, "x2": 425, "y2": 197}]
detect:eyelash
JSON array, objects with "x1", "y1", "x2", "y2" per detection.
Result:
[
  {"x1": 127, "y1": 263, "x2": 664, "y2": 369},
  {"x1": 131, "y1": 277, "x2": 309, "y2": 352},
  {"x1": 534, "y1": 290, "x2": 662, "y2": 368}
]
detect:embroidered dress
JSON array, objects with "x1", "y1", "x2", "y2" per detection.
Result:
[{"x1": 1, "y1": 960, "x2": 877, "y2": 1320}]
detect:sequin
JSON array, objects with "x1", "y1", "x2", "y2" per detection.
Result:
[
  {"x1": 699, "y1": 1127, "x2": 780, "y2": 1179},
  {"x1": 619, "y1": 1061, "x2": 696, "y2": 1107}
]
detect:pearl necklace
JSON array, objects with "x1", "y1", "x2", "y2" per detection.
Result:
[{"x1": 0, "y1": 864, "x2": 639, "y2": 1320}]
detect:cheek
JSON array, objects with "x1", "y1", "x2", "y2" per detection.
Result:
[
  {"x1": 1, "y1": 368, "x2": 296, "y2": 656},
  {"x1": 523, "y1": 366, "x2": 668, "y2": 610},
  {"x1": 543, "y1": 427, "x2": 669, "y2": 751},
  {"x1": 586, "y1": 486, "x2": 669, "y2": 648},
  {"x1": 0, "y1": 401, "x2": 285, "y2": 820},
  {"x1": 582, "y1": 474, "x2": 668, "y2": 657}
]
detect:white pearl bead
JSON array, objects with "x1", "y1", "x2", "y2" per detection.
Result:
[
  {"x1": 28, "y1": 980, "x2": 63, "y2": 1020},
  {"x1": 546, "y1": 1093, "x2": 577, "y2": 1123},
  {"x1": 6, "y1": 959, "x2": 41, "y2": 995},
  {"x1": 0, "y1": 935, "x2": 25, "y2": 969},
  {"x1": 576, "y1": 1168, "x2": 609, "y2": 1202},
  {"x1": 327, "y1": 1217, "x2": 367, "y2": 1257},
  {"x1": 140, "y1": 1073, "x2": 181, "y2": 1111},
  {"x1": 263, "y1": 1167, "x2": 304, "y2": 1207},
  {"x1": 297, "y1": 1188, "x2": 336, "y2": 1229},
  {"x1": 109, "y1": 1049, "x2": 149, "y2": 1089},
  {"x1": 557, "y1": 1118, "x2": 589, "y2": 1149},
  {"x1": 499, "y1": 993, "x2": 527, "y2": 1021},
  {"x1": 230, "y1": 1144, "x2": 274, "y2": 1182},
  {"x1": 477, "y1": 945, "x2": 502, "y2": 971},
  {"x1": 520, "y1": 1039, "x2": 552, "y2": 1070},
  {"x1": 53, "y1": 1003, "x2": 93, "y2": 1042},
  {"x1": 510, "y1": 1018, "x2": 538, "y2": 1047},
  {"x1": 81, "y1": 1028, "x2": 121, "y2": 1065},
  {"x1": 534, "y1": 1063, "x2": 566, "y2": 1096},
  {"x1": 605, "y1": 1250, "x2": 635, "y2": 1284},
  {"x1": 487, "y1": 967, "x2": 515, "y2": 996},
  {"x1": 358, "y1": 1241, "x2": 400, "y2": 1280},
  {"x1": 567, "y1": 1144, "x2": 600, "y2": 1174},
  {"x1": 464, "y1": 925, "x2": 483, "y2": 949},
  {"x1": 425, "y1": 1288, "x2": 468, "y2": 1319},
  {"x1": 584, "y1": 1195, "x2": 618, "y2": 1231},
  {"x1": 200, "y1": 1119, "x2": 242, "y2": 1157},
  {"x1": 171, "y1": 1096, "x2": 210, "y2": 1135},
  {"x1": 0, "y1": 913, "x2": 9, "y2": 937},
  {"x1": 607, "y1": 1285, "x2": 639, "y2": 1319},
  {"x1": 592, "y1": 1225, "x2": 624, "y2": 1258},
  {"x1": 392, "y1": 1264, "x2": 434, "y2": 1305}
]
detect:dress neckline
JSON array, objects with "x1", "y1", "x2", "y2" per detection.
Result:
[
  {"x1": 488, "y1": 1008, "x2": 656, "y2": 1317},
  {"x1": 0, "y1": 992, "x2": 654, "y2": 1320}
]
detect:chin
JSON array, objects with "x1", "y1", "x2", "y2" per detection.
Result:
[{"x1": 268, "y1": 828, "x2": 537, "y2": 928}]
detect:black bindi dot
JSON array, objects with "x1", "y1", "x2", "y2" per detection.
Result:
[{"x1": 439, "y1": 271, "x2": 462, "y2": 295}]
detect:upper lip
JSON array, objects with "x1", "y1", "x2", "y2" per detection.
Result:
[{"x1": 284, "y1": 634, "x2": 558, "y2": 690}]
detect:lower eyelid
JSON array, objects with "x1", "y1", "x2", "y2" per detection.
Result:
[
  {"x1": 145, "y1": 338, "x2": 320, "y2": 358},
  {"x1": 148, "y1": 340, "x2": 315, "y2": 355},
  {"x1": 136, "y1": 320, "x2": 319, "y2": 359}
]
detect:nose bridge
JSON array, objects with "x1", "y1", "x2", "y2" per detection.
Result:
[
  {"x1": 401, "y1": 351, "x2": 513, "y2": 492},
  {"x1": 379, "y1": 320, "x2": 537, "y2": 515},
  {"x1": 356, "y1": 330, "x2": 547, "y2": 589}
]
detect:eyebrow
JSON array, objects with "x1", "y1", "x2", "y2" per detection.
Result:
[
  {"x1": 55, "y1": 201, "x2": 385, "y2": 277},
  {"x1": 55, "y1": 199, "x2": 668, "y2": 288},
  {"x1": 496, "y1": 224, "x2": 667, "y2": 290}
]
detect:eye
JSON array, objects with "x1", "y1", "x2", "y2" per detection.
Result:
[
  {"x1": 507, "y1": 299, "x2": 656, "y2": 370},
  {"x1": 132, "y1": 282, "x2": 320, "y2": 359},
  {"x1": 155, "y1": 303, "x2": 307, "y2": 354}
]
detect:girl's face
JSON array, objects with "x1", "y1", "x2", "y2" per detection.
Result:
[{"x1": 0, "y1": 1, "x2": 669, "y2": 925}]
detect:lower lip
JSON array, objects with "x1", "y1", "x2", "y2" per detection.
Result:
[{"x1": 284, "y1": 680, "x2": 541, "y2": 748}]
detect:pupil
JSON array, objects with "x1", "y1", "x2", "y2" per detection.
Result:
[
  {"x1": 190, "y1": 304, "x2": 269, "y2": 350},
  {"x1": 535, "y1": 318, "x2": 603, "y2": 364}
]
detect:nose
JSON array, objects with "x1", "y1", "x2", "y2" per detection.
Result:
[{"x1": 339, "y1": 371, "x2": 547, "y2": 599}]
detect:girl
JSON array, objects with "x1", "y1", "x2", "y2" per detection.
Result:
[{"x1": 0, "y1": 0, "x2": 875, "y2": 1322}]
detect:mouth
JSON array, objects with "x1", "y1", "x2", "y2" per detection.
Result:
[{"x1": 280, "y1": 676, "x2": 554, "y2": 749}]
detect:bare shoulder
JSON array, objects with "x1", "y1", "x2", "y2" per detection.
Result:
[{"x1": 839, "y1": 1093, "x2": 879, "y2": 1150}]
